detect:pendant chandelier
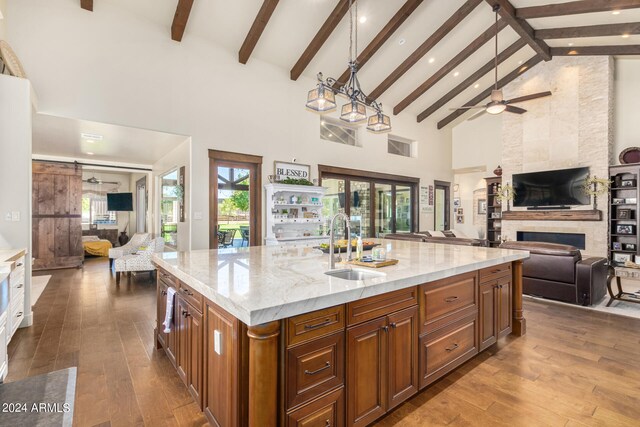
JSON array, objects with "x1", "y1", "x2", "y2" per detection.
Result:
[{"x1": 305, "y1": 0, "x2": 391, "y2": 133}]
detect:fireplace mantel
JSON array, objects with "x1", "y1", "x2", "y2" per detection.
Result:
[{"x1": 501, "y1": 210, "x2": 602, "y2": 221}]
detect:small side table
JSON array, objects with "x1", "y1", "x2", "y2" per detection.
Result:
[{"x1": 607, "y1": 266, "x2": 640, "y2": 306}]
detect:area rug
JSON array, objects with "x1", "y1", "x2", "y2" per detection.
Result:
[
  {"x1": 31, "y1": 274, "x2": 51, "y2": 307},
  {"x1": 524, "y1": 284, "x2": 640, "y2": 320}
]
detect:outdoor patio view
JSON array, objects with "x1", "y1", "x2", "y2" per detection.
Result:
[
  {"x1": 217, "y1": 166, "x2": 250, "y2": 248},
  {"x1": 160, "y1": 170, "x2": 179, "y2": 247}
]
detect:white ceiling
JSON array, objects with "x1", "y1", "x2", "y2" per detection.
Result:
[
  {"x1": 32, "y1": 113, "x2": 190, "y2": 165},
  {"x1": 162, "y1": 0, "x2": 640, "y2": 125}
]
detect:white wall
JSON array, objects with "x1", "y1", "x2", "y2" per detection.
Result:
[
  {"x1": 614, "y1": 58, "x2": 640, "y2": 162},
  {"x1": 0, "y1": 74, "x2": 35, "y2": 327},
  {"x1": 0, "y1": 0, "x2": 6, "y2": 39},
  {"x1": 6, "y1": 0, "x2": 453, "y2": 250},
  {"x1": 152, "y1": 140, "x2": 190, "y2": 252}
]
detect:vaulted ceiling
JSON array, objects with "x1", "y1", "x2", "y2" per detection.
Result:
[{"x1": 80, "y1": 0, "x2": 640, "y2": 129}]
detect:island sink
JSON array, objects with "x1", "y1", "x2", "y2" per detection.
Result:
[{"x1": 324, "y1": 268, "x2": 384, "y2": 281}]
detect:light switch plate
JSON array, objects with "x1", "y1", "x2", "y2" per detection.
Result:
[
  {"x1": 4, "y1": 212, "x2": 11, "y2": 221},
  {"x1": 193, "y1": 211, "x2": 203, "y2": 220},
  {"x1": 11, "y1": 211, "x2": 20, "y2": 222},
  {"x1": 214, "y1": 330, "x2": 222, "y2": 355}
]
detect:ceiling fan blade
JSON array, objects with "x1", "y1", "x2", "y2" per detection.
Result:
[
  {"x1": 506, "y1": 105, "x2": 527, "y2": 114},
  {"x1": 449, "y1": 105, "x2": 486, "y2": 111},
  {"x1": 468, "y1": 109, "x2": 488, "y2": 121},
  {"x1": 506, "y1": 91, "x2": 552, "y2": 104}
]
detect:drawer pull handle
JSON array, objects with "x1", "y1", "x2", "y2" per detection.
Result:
[
  {"x1": 16, "y1": 311, "x2": 23, "y2": 318},
  {"x1": 161, "y1": 290, "x2": 167, "y2": 296},
  {"x1": 446, "y1": 343, "x2": 459, "y2": 352},
  {"x1": 491, "y1": 268, "x2": 501, "y2": 273},
  {"x1": 444, "y1": 296, "x2": 459, "y2": 303},
  {"x1": 181, "y1": 288, "x2": 194, "y2": 296},
  {"x1": 182, "y1": 310, "x2": 191, "y2": 318},
  {"x1": 16, "y1": 262, "x2": 23, "y2": 267},
  {"x1": 16, "y1": 284, "x2": 23, "y2": 289},
  {"x1": 325, "y1": 421, "x2": 331, "y2": 427},
  {"x1": 304, "y1": 361, "x2": 331, "y2": 375},
  {"x1": 304, "y1": 319, "x2": 331, "y2": 330}
]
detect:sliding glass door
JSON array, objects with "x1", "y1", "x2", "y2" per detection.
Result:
[{"x1": 320, "y1": 167, "x2": 418, "y2": 238}]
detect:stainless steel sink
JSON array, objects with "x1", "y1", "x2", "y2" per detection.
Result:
[{"x1": 324, "y1": 269, "x2": 384, "y2": 281}]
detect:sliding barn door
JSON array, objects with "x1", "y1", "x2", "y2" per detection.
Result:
[{"x1": 32, "y1": 162, "x2": 83, "y2": 270}]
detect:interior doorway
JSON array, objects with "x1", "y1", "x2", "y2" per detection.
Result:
[
  {"x1": 434, "y1": 180, "x2": 450, "y2": 231},
  {"x1": 209, "y1": 150, "x2": 262, "y2": 248}
]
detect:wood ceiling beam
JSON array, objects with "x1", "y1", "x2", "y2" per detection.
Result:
[
  {"x1": 171, "y1": 0, "x2": 195, "y2": 42},
  {"x1": 486, "y1": 0, "x2": 551, "y2": 61},
  {"x1": 368, "y1": 0, "x2": 483, "y2": 100},
  {"x1": 80, "y1": 0, "x2": 93, "y2": 11},
  {"x1": 239, "y1": 0, "x2": 280, "y2": 64},
  {"x1": 290, "y1": 0, "x2": 354, "y2": 81},
  {"x1": 417, "y1": 38, "x2": 526, "y2": 122},
  {"x1": 550, "y1": 45, "x2": 640, "y2": 55},
  {"x1": 517, "y1": 0, "x2": 640, "y2": 20},
  {"x1": 394, "y1": 19, "x2": 507, "y2": 115},
  {"x1": 536, "y1": 22, "x2": 640, "y2": 39},
  {"x1": 436, "y1": 55, "x2": 542, "y2": 129},
  {"x1": 334, "y1": 0, "x2": 424, "y2": 87}
]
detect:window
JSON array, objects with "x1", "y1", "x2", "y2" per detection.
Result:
[
  {"x1": 388, "y1": 135, "x2": 414, "y2": 157},
  {"x1": 160, "y1": 170, "x2": 179, "y2": 248},
  {"x1": 320, "y1": 117, "x2": 359, "y2": 146},
  {"x1": 82, "y1": 194, "x2": 117, "y2": 225}
]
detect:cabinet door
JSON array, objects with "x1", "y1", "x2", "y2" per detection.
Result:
[
  {"x1": 157, "y1": 281, "x2": 168, "y2": 348},
  {"x1": 347, "y1": 316, "x2": 387, "y2": 427},
  {"x1": 176, "y1": 296, "x2": 189, "y2": 384},
  {"x1": 204, "y1": 303, "x2": 240, "y2": 427},
  {"x1": 478, "y1": 282, "x2": 498, "y2": 351},
  {"x1": 497, "y1": 277, "x2": 512, "y2": 338},
  {"x1": 187, "y1": 305, "x2": 203, "y2": 409},
  {"x1": 387, "y1": 306, "x2": 418, "y2": 410},
  {"x1": 165, "y1": 294, "x2": 178, "y2": 368}
]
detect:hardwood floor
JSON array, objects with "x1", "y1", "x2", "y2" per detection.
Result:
[{"x1": 7, "y1": 258, "x2": 640, "y2": 426}]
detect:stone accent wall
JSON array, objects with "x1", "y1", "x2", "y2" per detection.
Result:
[{"x1": 501, "y1": 56, "x2": 614, "y2": 257}]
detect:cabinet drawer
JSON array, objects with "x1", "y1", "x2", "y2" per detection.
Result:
[
  {"x1": 179, "y1": 282, "x2": 203, "y2": 313},
  {"x1": 287, "y1": 305, "x2": 345, "y2": 347},
  {"x1": 419, "y1": 315, "x2": 478, "y2": 388},
  {"x1": 347, "y1": 287, "x2": 418, "y2": 326},
  {"x1": 9, "y1": 294, "x2": 25, "y2": 338},
  {"x1": 479, "y1": 263, "x2": 511, "y2": 283},
  {"x1": 286, "y1": 387, "x2": 345, "y2": 427},
  {"x1": 11, "y1": 274, "x2": 25, "y2": 294},
  {"x1": 419, "y1": 272, "x2": 477, "y2": 334},
  {"x1": 286, "y1": 332, "x2": 344, "y2": 410},
  {"x1": 158, "y1": 269, "x2": 179, "y2": 289}
]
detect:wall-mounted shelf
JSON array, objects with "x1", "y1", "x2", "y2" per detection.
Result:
[{"x1": 501, "y1": 210, "x2": 602, "y2": 221}]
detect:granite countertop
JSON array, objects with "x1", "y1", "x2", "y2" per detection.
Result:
[
  {"x1": 0, "y1": 248, "x2": 27, "y2": 264},
  {"x1": 153, "y1": 239, "x2": 529, "y2": 326},
  {"x1": 0, "y1": 248, "x2": 26, "y2": 316}
]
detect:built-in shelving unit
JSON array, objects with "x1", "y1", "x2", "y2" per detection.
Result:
[
  {"x1": 264, "y1": 183, "x2": 328, "y2": 245},
  {"x1": 485, "y1": 177, "x2": 502, "y2": 248},
  {"x1": 609, "y1": 164, "x2": 640, "y2": 266}
]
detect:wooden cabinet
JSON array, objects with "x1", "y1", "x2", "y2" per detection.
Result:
[
  {"x1": 478, "y1": 270, "x2": 512, "y2": 352},
  {"x1": 419, "y1": 272, "x2": 477, "y2": 334},
  {"x1": 346, "y1": 305, "x2": 418, "y2": 427},
  {"x1": 204, "y1": 301, "x2": 242, "y2": 427},
  {"x1": 286, "y1": 387, "x2": 345, "y2": 427},
  {"x1": 175, "y1": 296, "x2": 203, "y2": 407}
]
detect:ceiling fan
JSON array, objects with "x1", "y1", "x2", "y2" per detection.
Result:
[{"x1": 454, "y1": 4, "x2": 551, "y2": 120}]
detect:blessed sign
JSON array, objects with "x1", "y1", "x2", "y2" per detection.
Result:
[{"x1": 274, "y1": 161, "x2": 310, "y2": 180}]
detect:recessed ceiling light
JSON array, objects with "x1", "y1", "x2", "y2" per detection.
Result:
[
  {"x1": 568, "y1": 42, "x2": 574, "y2": 46},
  {"x1": 453, "y1": 71, "x2": 460, "y2": 77},
  {"x1": 321, "y1": 120, "x2": 325, "y2": 125},
  {"x1": 81, "y1": 132, "x2": 103, "y2": 141},
  {"x1": 428, "y1": 57, "x2": 435, "y2": 64},
  {"x1": 86, "y1": 152, "x2": 94, "y2": 155},
  {"x1": 612, "y1": 10, "x2": 621, "y2": 15},
  {"x1": 622, "y1": 34, "x2": 630, "y2": 38},
  {"x1": 398, "y1": 38, "x2": 406, "y2": 45},
  {"x1": 328, "y1": 134, "x2": 333, "y2": 138},
  {"x1": 359, "y1": 16, "x2": 367, "y2": 24},
  {"x1": 518, "y1": 60, "x2": 523, "y2": 65},
  {"x1": 474, "y1": 83, "x2": 480, "y2": 89}
]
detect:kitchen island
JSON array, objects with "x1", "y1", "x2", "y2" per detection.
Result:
[{"x1": 153, "y1": 239, "x2": 529, "y2": 427}]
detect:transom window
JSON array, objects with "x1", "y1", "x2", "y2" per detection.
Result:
[{"x1": 320, "y1": 117, "x2": 359, "y2": 147}]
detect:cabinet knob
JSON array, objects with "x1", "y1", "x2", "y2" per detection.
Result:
[
  {"x1": 381, "y1": 325, "x2": 389, "y2": 332},
  {"x1": 325, "y1": 421, "x2": 331, "y2": 427},
  {"x1": 444, "y1": 296, "x2": 459, "y2": 303},
  {"x1": 161, "y1": 290, "x2": 167, "y2": 296},
  {"x1": 389, "y1": 322, "x2": 397, "y2": 329},
  {"x1": 182, "y1": 310, "x2": 191, "y2": 318}
]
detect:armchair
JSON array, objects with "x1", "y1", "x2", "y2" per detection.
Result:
[
  {"x1": 108, "y1": 233, "x2": 151, "y2": 268},
  {"x1": 114, "y1": 237, "x2": 165, "y2": 284}
]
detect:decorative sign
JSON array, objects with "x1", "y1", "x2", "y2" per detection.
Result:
[
  {"x1": 420, "y1": 185, "x2": 434, "y2": 214},
  {"x1": 274, "y1": 161, "x2": 311, "y2": 181}
]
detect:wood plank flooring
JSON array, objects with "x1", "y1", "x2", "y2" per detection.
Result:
[{"x1": 7, "y1": 258, "x2": 640, "y2": 426}]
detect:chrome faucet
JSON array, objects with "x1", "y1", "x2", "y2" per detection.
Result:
[{"x1": 328, "y1": 212, "x2": 352, "y2": 270}]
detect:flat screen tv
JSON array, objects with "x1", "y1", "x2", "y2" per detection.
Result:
[
  {"x1": 107, "y1": 192, "x2": 133, "y2": 211},
  {"x1": 513, "y1": 167, "x2": 590, "y2": 207}
]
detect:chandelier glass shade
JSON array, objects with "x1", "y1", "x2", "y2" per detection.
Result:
[
  {"x1": 305, "y1": 0, "x2": 391, "y2": 133},
  {"x1": 305, "y1": 80, "x2": 337, "y2": 113}
]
